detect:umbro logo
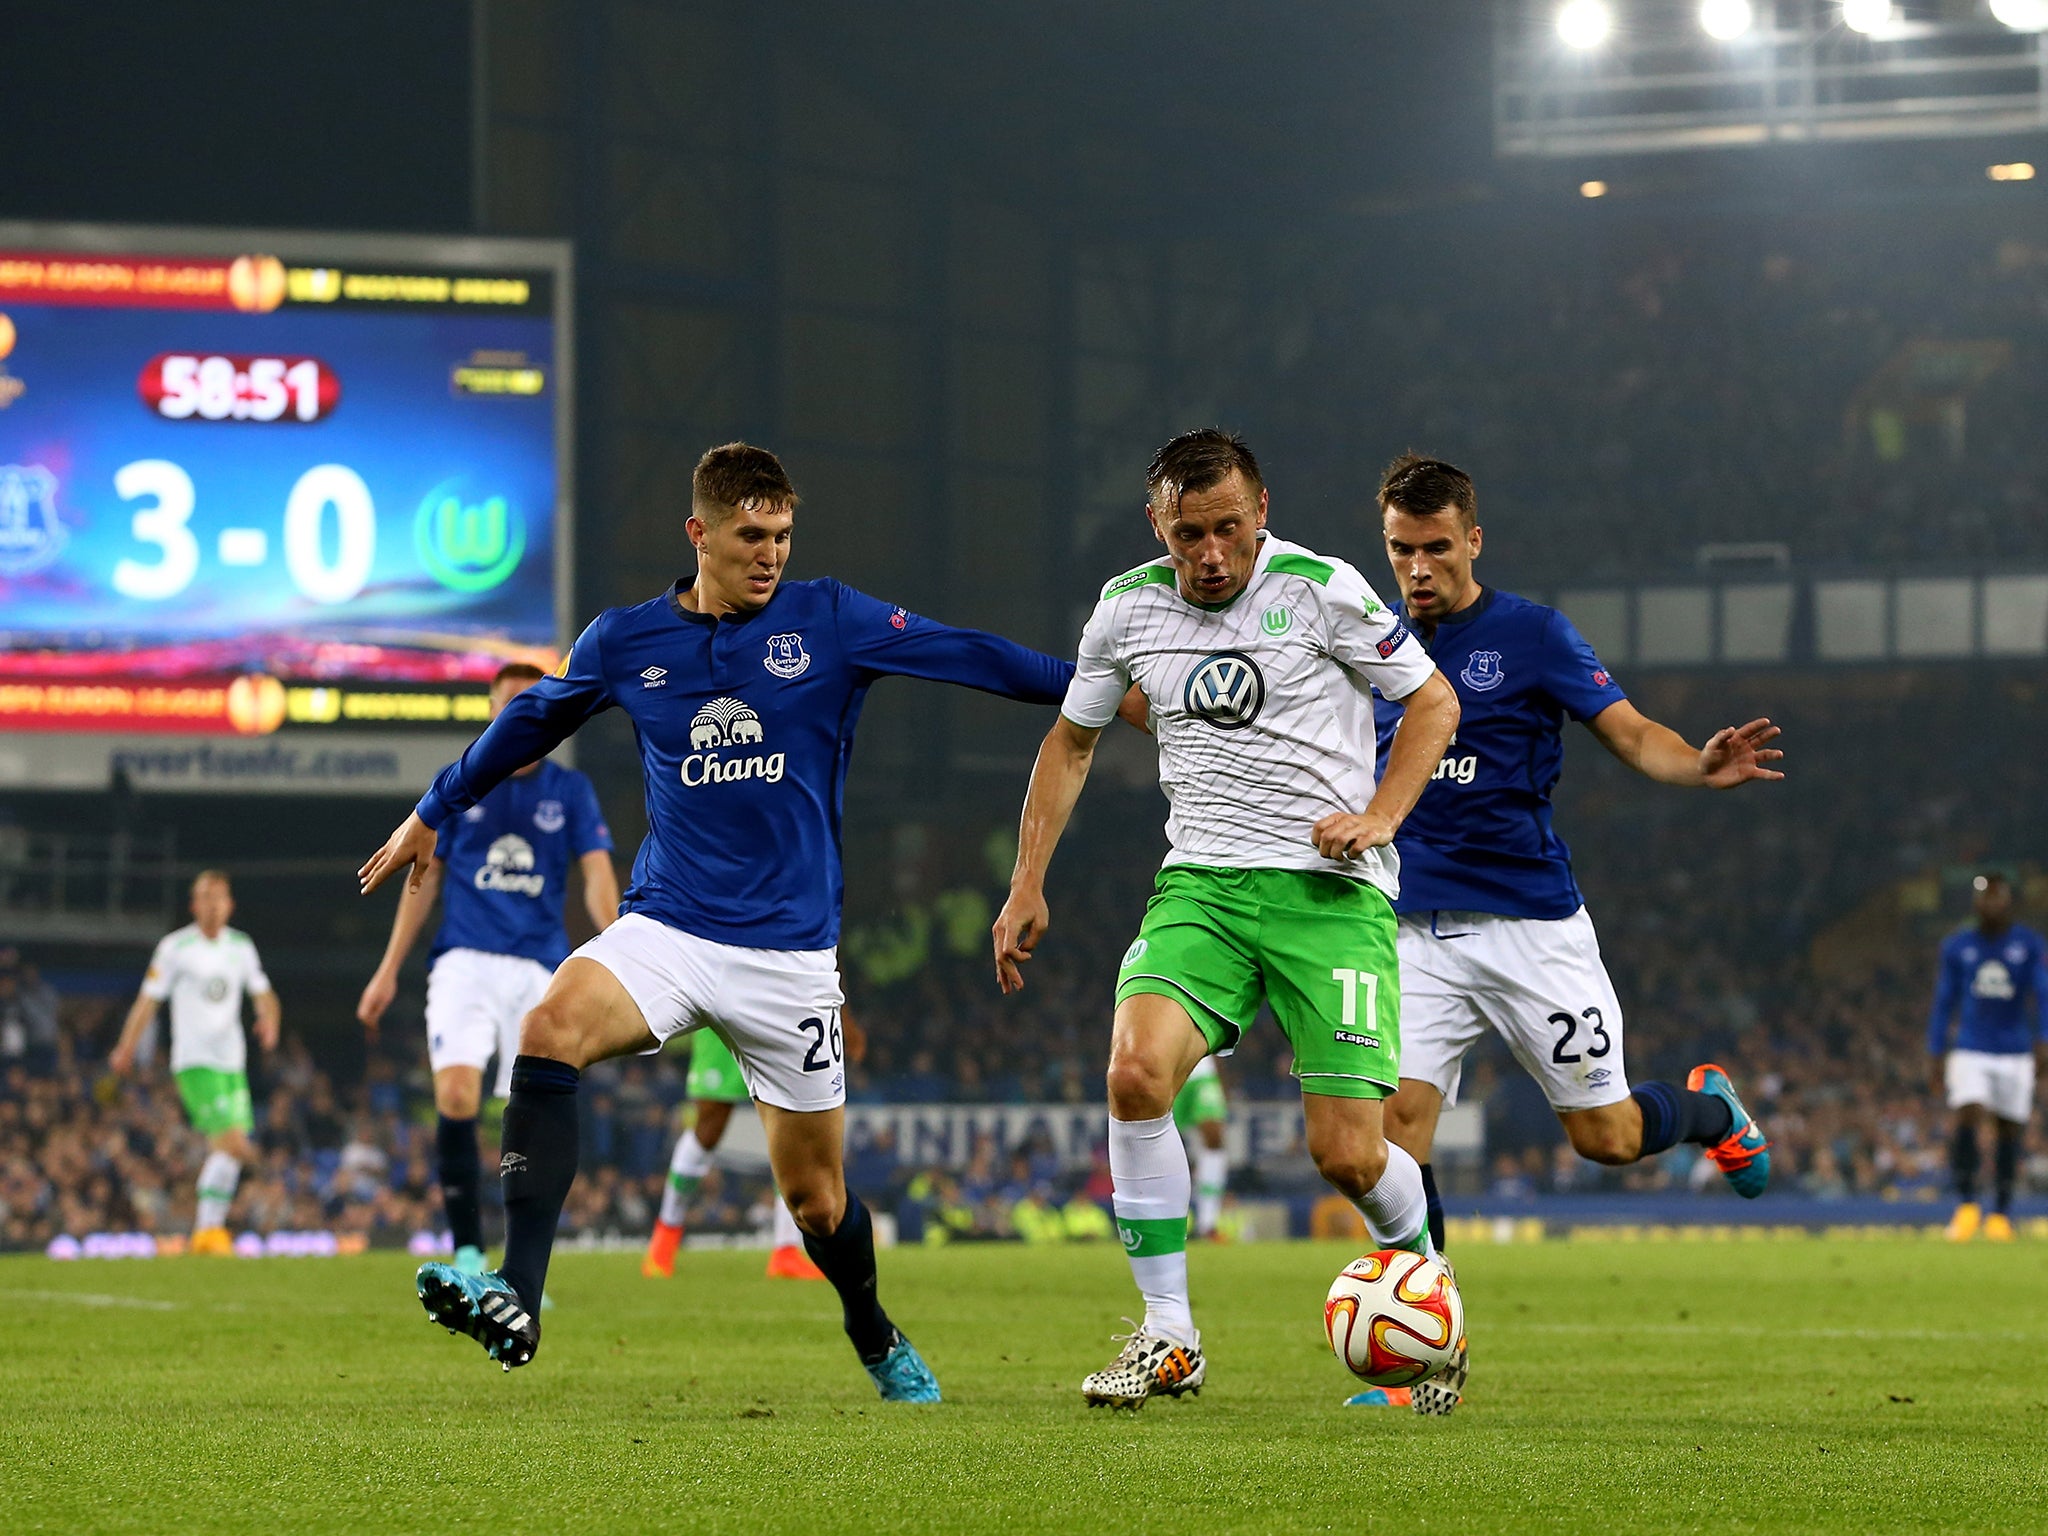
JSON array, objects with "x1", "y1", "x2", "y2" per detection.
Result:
[
  {"x1": 499, "y1": 1152, "x2": 527, "y2": 1176},
  {"x1": 640, "y1": 667, "x2": 667, "y2": 688}
]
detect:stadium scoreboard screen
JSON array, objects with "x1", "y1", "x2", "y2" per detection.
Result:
[{"x1": 0, "y1": 223, "x2": 570, "y2": 793}]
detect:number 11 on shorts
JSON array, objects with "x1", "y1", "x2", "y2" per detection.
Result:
[{"x1": 1331, "y1": 968, "x2": 1379, "y2": 1031}]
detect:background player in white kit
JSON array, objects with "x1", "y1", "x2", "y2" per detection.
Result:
[
  {"x1": 357, "y1": 663, "x2": 619, "y2": 1275},
  {"x1": 994, "y1": 428, "x2": 1461, "y2": 1408},
  {"x1": 109, "y1": 871, "x2": 279, "y2": 1253}
]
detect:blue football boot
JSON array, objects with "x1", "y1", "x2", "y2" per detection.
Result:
[
  {"x1": 1688, "y1": 1063, "x2": 1771, "y2": 1199},
  {"x1": 865, "y1": 1331, "x2": 942, "y2": 1403},
  {"x1": 416, "y1": 1262, "x2": 540, "y2": 1371}
]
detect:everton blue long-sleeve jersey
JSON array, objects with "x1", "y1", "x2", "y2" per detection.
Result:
[
  {"x1": 1371, "y1": 587, "x2": 1628, "y2": 919},
  {"x1": 430, "y1": 760, "x2": 612, "y2": 969},
  {"x1": 1927, "y1": 924, "x2": 2048, "y2": 1056},
  {"x1": 415, "y1": 577, "x2": 1073, "y2": 952}
]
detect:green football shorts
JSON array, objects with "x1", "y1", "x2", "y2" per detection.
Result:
[
  {"x1": 685, "y1": 1029, "x2": 750, "y2": 1104},
  {"x1": 1116, "y1": 865, "x2": 1401, "y2": 1100},
  {"x1": 175, "y1": 1066, "x2": 254, "y2": 1136},
  {"x1": 1172, "y1": 1070, "x2": 1227, "y2": 1130}
]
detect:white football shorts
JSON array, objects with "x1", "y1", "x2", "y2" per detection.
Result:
[
  {"x1": 1396, "y1": 907, "x2": 1631, "y2": 1112},
  {"x1": 572, "y1": 912, "x2": 848, "y2": 1113},
  {"x1": 425, "y1": 948, "x2": 553, "y2": 1096},
  {"x1": 1945, "y1": 1049, "x2": 2035, "y2": 1123}
]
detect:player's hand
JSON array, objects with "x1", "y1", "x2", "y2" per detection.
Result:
[
  {"x1": 993, "y1": 886, "x2": 1051, "y2": 995},
  {"x1": 108, "y1": 1041, "x2": 134, "y2": 1076},
  {"x1": 1117, "y1": 683, "x2": 1154, "y2": 736},
  {"x1": 256, "y1": 1014, "x2": 280, "y2": 1052},
  {"x1": 356, "y1": 969, "x2": 397, "y2": 1035},
  {"x1": 358, "y1": 812, "x2": 438, "y2": 896},
  {"x1": 1929, "y1": 1055, "x2": 1946, "y2": 1098},
  {"x1": 1311, "y1": 810, "x2": 1397, "y2": 860},
  {"x1": 1698, "y1": 718, "x2": 1784, "y2": 789}
]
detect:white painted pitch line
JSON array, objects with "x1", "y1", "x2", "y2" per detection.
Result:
[
  {"x1": 1520, "y1": 1321, "x2": 2039, "y2": 1342},
  {"x1": 1, "y1": 1287, "x2": 179, "y2": 1311}
]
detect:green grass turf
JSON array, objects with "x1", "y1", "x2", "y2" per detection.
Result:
[{"x1": 4, "y1": 1236, "x2": 2046, "y2": 1535}]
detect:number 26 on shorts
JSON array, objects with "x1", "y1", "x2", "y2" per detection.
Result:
[{"x1": 797, "y1": 1013, "x2": 844, "y2": 1073}]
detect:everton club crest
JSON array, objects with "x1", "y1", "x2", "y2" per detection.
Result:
[{"x1": 764, "y1": 632, "x2": 812, "y2": 679}]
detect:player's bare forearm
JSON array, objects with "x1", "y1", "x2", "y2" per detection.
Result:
[
  {"x1": 993, "y1": 716, "x2": 1101, "y2": 992},
  {"x1": 254, "y1": 991, "x2": 281, "y2": 1051},
  {"x1": 377, "y1": 859, "x2": 442, "y2": 970},
  {"x1": 581, "y1": 851, "x2": 621, "y2": 932},
  {"x1": 358, "y1": 812, "x2": 440, "y2": 896},
  {"x1": 1588, "y1": 701, "x2": 1783, "y2": 790},
  {"x1": 110, "y1": 993, "x2": 157, "y2": 1070},
  {"x1": 1319, "y1": 672, "x2": 1459, "y2": 857}
]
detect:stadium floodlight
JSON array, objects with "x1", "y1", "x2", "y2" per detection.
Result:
[
  {"x1": 1839, "y1": 0, "x2": 1894, "y2": 34},
  {"x1": 1988, "y1": 161, "x2": 2038, "y2": 180},
  {"x1": 1555, "y1": 0, "x2": 1614, "y2": 49},
  {"x1": 1699, "y1": 0, "x2": 1754, "y2": 40},
  {"x1": 1580, "y1": 179, "x2": 1610, "y2": 197},
  {"x1": 1989, "y1": 0, "x2": 2048, "y2": 31}
]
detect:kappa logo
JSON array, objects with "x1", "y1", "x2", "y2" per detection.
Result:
[
  {"x1": 1184, "y1": 651, "x2": 1265, "y2": 730},
  {"x1": 0, "y1": 464, "x2": 66, "y2": 577},
  {"x1": 683, "y1": 697, "x2": 786, "y2": 787},
  {"x1": 640, "y1": 666, "x2": 668, "y2": 688},
  {"x1": 764, "y1": 633, "x2": 811, "y2": 678},
  {"x1": 476, "y1": 833, "x2": 546, "y2": 897},
  {"x1": 533, "y1": 799, "x2": 566, "y2": 834},
  {"x1": 1460, "y1": 649, "x2": 1506, "y2": 692}
]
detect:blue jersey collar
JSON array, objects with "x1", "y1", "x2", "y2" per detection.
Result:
[
  {"x1": 1404, "y1": 585, "x2": 1492, "y2": 647},
  {"x1": 667, "y1": 578, "x2": 781, "y2": 628}
]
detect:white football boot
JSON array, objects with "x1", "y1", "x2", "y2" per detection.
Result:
[{"x1": 1081, "y1": 1321, "x2": 1206, "y2": 1410}]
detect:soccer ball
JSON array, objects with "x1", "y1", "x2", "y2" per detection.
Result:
[{"x1": 1324, "y1": 1250, "x2": 1463, "y2": 1387}]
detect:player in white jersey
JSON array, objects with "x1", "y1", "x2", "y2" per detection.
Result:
[
  {"x1": 110, "y1": 870, "x2": 280, "y2": 1253},
  {"x1": 1173, "y1": 1056, "x2": 1230, "y2": 1238},
  {"x1": 993, "y1": 429, "x2": 1461, "y2": 1408}
]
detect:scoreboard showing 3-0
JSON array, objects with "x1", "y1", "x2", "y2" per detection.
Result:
[{"x1": 0, "y1": 223, "x2": 571, "y2": 792}]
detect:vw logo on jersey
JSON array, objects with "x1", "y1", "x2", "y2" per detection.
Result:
[
  {"x1": 1460, "y1": 650, "x2": 1506, "y2": 692},
  {"x1": 202, "y1": 976, "x2": 229, "y2": 1003},
  {"x1": 533, "y1": 799, "x2": 566, "y2": 834},
  {"x1": 764, "y1": 633, "x2": 811, "y2": 679},
  {"x1": 1183, "y1": 651, "x2": 1265, "y2": 731},
  {"x1": 476, "y1": 834, "x2": 546, "y2": 896}
]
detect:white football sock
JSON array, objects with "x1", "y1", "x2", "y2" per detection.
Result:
[
  {"x1": 771, "y1": 1190, "x2": 803, "y2": 1249},
  {"x1": 1109, "y1": 1113, "x2": 1195, "y2": 1345},
  {"x1": 1350, "y1": 1139, "x2": 1431, "y2": 1254},
  {"x1": 1192, "y1": 1147, "x2": 1228, "y2": 1237},
  {"x1": 195, "y1": 1150, "x2": 241, "y2": 1232},
  {"x1": 658, "y1": 1130, "x2": 717, "y2": 1228}
]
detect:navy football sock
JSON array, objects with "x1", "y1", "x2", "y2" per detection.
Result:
[
  {"x1": 1420, "y1": 1161, "x2": 1446, "y2": 1254},
  {"x1": 435, "y1": 1114, "x2": 484, "y2": 1254},
  {"x1": 1951, "y1": 1122, "x2": 1981, "y2": 1203},
  {"x1": 800, "y1": 1190, "x2": 896, "y2": 1363},
  {"x1": 1631, "y1": 1082, "x2": 1734, "y2": 1158},
  {"x1": 1992, "y1": 1122, "x2": 2019, "y2": 1214},
  {"x1": 498, "y1": 1055, "x2": 580, "y2": 1312}
]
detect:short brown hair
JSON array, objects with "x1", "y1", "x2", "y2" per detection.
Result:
[
  {"x1": 192, "y1": 869, "x2": 231, "y2": 892},
  {"x1": 1146, "y1": 428, "x2": 1264, "y2": 515},
  {"x1": 492, "y1": 661, "x2": 546, "y2": 689},
  {"x1": 692, "y1": 442, "x2": 798, "y2": 527},
  {"x1": 1379, "y1": 454, "x2": 1476, "y2": 527}
]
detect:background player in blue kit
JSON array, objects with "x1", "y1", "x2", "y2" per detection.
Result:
[
  {"x1": 1928, "y1": 871, "x2": 2047, "y2": 1243},
  {"x1": 356, "y1": 662, "x2": 620, "y2": 1274},
  {"x1": 358, "y1": 442, "x2": 1078, "y2": 1401},
  {"x1": 1363, "y1": 456, "x2": 1781, "y2": 1413}
]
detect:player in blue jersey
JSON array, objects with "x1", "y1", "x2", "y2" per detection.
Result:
[
  {"x1": 356, "y1": 662, "x2": 620, "y2": 1275},
  {"x1": 1360, "y1": 456, "x2": 1780, "y2": 1414},
  {"x1": 1928, "y1": 871, "x2": 2047, "y2": 1242},
  {"x1": 358, "y1": 442, "x2": 1076, "y2": 1401}
]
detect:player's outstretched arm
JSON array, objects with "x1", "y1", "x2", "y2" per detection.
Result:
[
  {"x1": 832, "y1": 583, "x2": 1074, "y2": 704},
  {"x1": 357, "y1": 857, "x2": 445, "y2": 1033},
  {"x1": 1312, "y1": 671, "x2": 1460, "y2": 859},
  {"x1": 993, "y1": 716, "x2": 1103, "y2": 994},
  {"x1": 1586, "y1": 701, "x2": 1784, "y2": 789},
  {"x1": 107, "y1": 990, "x2": 158, "y2": 1075}
]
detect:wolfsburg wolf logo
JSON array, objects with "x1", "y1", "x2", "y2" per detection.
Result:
[{"x1": 688, "y1": 697, "x2": 765, "y2": 750}]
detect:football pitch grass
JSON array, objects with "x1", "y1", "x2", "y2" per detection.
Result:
[{"x1": 4, "y1": 1236, "x2": 2045, "y2": 1535}]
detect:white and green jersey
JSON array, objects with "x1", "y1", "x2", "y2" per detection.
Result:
[
  {"x1": 1062, "y1": 532, "x2": 1437, "y2": 899},
  {"x1": 141, "y1": 924, "x2": 271, "y2": 1074}
]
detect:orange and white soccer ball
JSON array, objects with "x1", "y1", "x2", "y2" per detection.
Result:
[{"x1": 1324, "y1": 1250, "x2": 1463, "y2": 1387}]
